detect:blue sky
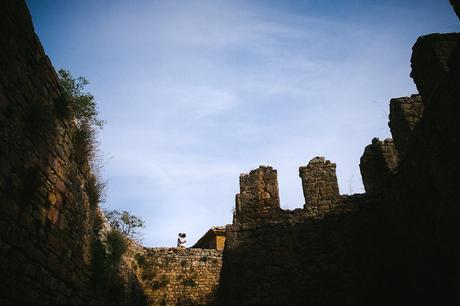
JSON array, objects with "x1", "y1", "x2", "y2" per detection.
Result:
[{"x1": 26, "y1": 0, "x2": 458, "y2": 247}]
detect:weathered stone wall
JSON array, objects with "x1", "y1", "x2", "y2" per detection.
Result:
[
  {"x1": 234, "y1": 166, "x2": 280, "y2": 224},
  {"x1": 219, "y1": 159, "x2": 368, "y2": 306},
  {"x1": 1, "y1": 1, "x2": 97, "y2": 304},
  {"x1": 410, "y1": 33, "x2": 460, "y2": 104},
  {"x1": 219, "y1": 16, "x2": 460, "y2": 306},
  {"x1": 299, "y1": 156, "x2": 340, "y2": 212},
  {"x1": 218, "y1": 156, "x2": 367, "y2": 305},
  {"x1": 0, "y1": 2, "x2": 146, "y2": 305},
  {"x1": 359, "y1": 138, "x2": 399, "y2": 195},
  {"x1": 375, "y1": 31, "x2": 460, "y2": 304},
  {"x1": 232, "y1": 158, "x2": 357, "y2": 226},
  {"x1": 388, "y1": 94, "x2": 423, "y2": 156},
  {"x1": 135, "y1": 248, "x2": 223, "y2": 306},
  {"x1": 3, "y1": 1, "x2": 460, "y2": 306},
  {"x1": 219, "y1": 203, "x2": 379, "y2": 306}
]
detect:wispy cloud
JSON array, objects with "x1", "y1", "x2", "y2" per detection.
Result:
[
  {"x1": 95, "y1": 0, "x2": 418, "y2": 246},
  {"x1": 27, "y1": 0, "x2": 457, "y2": 246}
]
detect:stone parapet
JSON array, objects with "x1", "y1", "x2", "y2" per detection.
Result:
[
  {"x1": 359, "y1": 138, "x2": 399, "y2": 195},
  {"x1": 234, "y1": 166, "x2": 280, "y2": 224},
  {"x1": 299, "y1": 157, "x2": 340, "y2": 212},
  {"x1": 389, "y1": 95, "x2": 423, "y2": 156},
  {"x1": 136, "y1": 248, "x2": 223, "y2": 306}
]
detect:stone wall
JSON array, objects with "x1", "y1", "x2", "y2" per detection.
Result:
[
  {"x1": 233, "y1": 166, "x2": 280, "y2": 224},
  {"x1": 136, "y1": 248, "x2": 223, "y2": 306},
  {"x1": 219, "y1": 158, "x2": 368, "y2": 306},
  {"x1": 220, "y1": 204, "x2": 379, "y2": 306},
  {"x1": 3, "y1": 1, "x2": 460, "y2": 306},
  {"x1": 388, "y1": 95, "x2": 423, "y2": 156},
  {"x1": 219, "y1": 14, "x2": 460, "y2": 305},
  {"x1": 359, "y1": 138, "x2": 399, "y2": 195},
  {"x1": 0, "y1": 2, "x2": 145, "y2": 305},
  {"x1": 410, "y1": 33, "x2": 460, "y2": 104},
  {"x1": 1, "y1": 1, "x2": 97, "y2": 304},
  {"x1": 376, "y1": 31, "x2": 460, "y2": 304},
  {"x1": 299, "y1": 157, "x2": 340, "y2": 212},
  {"x1": 232, "y1": 158, "x2": 357, "y2": 227}
]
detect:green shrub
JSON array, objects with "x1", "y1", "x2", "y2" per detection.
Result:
[
  {"x1": 86, "y1": 173, "x2": 106, "y2": 207},
  {"x1": 135, "y1": 254, "x2": 146, "y2": 266},
  {"x1": 57, "y1": 69, "x2": 104, "y2": 128},
  {"x1": 53, "y1": 95, "x2": 72, "y2": 119},
  {"x1": 142, "y1": 268, "x2": 157, "y2": 280},
  {"x1": 103, "y1": 209, "x2": 145, "y2": 240},
  {"x1": 58, "y1": 69, "x2": 106, "y2": 212},
  {"x1": 182, "y1": 279, "x2": 196, "y2": 287},
  {"x1": 72, "y1": 122, "x2": 95, "y2": 166},
  {"x1": 152, "y1": 275, "x2": 169, "y2": 289},
  {"x1": 107, "y1": 229, "x2": 128, "y2": 265}
]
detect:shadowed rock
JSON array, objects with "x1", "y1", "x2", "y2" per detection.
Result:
[
  {"x1": 388, "y1": 94, "x2": 423, "y2": 156},
  {"x1": 450, "y1": 0, "x2": 460, "y2": 21},
  {"x1": 359, "y1": 138, "x2": 398, "y2": 195},
  {"x1": 410, "y1": 33, "x2": 460, "y2": 104}
]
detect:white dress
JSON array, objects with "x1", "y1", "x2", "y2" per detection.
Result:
[{"x1": 177, "y1": 237, "x2": 186, "y2": 248}]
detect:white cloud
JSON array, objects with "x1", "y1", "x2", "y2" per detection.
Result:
[{"x1": 67, "y1": 0, "x2": 444, "y2": 246}]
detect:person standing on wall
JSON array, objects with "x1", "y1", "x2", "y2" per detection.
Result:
[{"x1": 177, "y1": 233, "x2": 186, "y2": 248}]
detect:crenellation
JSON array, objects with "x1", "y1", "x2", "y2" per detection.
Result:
[
  {"x1": 233, "y1": 166, "x2": 280, "y2": 224},
  {"x1": 299, "y1": 156, "x2": 340, "y2": 212},
  {"x1": 359, "y1": 138, "x2": 399, "y2": 195},
  {"x1": 232, "y1": 157, "x2": 358, "y2": 226},
  {"x1": 389, "y1": 94, "x2": 423, "y2": 156}
]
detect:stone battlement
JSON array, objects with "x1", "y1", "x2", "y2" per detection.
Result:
[
  {"x1": 234, "y1": 166, "x2": 280, "y2": 223},
  {"x1": 231, "y1": 87, "x2": 428, "y2": 224},
  {"x1": 233, "y1": 157, "x2": 360, "y2": 225},
  {"x1": 299, "y1": 156, "x2": 341, "y2": 212}
]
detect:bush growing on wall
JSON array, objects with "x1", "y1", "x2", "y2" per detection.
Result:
[
  {"x1": 57, "y1": 69, "x2": 104, "y2": 128},
  {"x1": 107, "y1": 229, "x2": 129, "y2": 265},
  {"x1": 57, "y1": 69, "x2": 107, "y2": 209},
  {"x1": 104, "y1": 209, "x2": 146, "y2": 240}
]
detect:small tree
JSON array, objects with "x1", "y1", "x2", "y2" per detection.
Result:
[
  {"x1": 57, "y1": 69, "x2": 104, "y2": 128},
  {"x1": 104, "y1": 209, "x2": 145, "y2": 240}
]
